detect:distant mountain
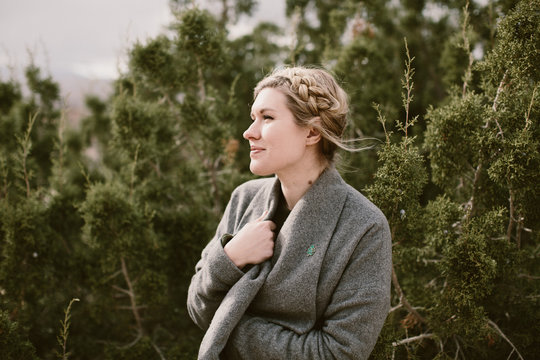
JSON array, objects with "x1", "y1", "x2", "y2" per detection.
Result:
[{"x1": 53, "y1": 70, "x2": 113, "y2": 126}]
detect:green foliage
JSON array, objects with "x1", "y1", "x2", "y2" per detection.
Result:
[
  {"x1": 365, "y1": 141, "x2": 427, "y2": 237},
  {"x1": 443, "y1": 213, "x2": 501, "y2": 306},
  {"x1": 111, "y1": 94, "x2": 175, "y2": 159},
  {"x1": 482, "y1": 0, "x2": 540, "y2": 84},
  {"x1": 488, "y1": 117, "x2": 539, "y2": 189},
  {"x1": 364, "y1": 2, "x2": 538, "y2": 358},
  {"x1": 335, "y1": 35, "x2": 401, "y2": 137},
  {"x1": 177, "y1": 9, "x2": 223, "y2": 56},
  {"x1": 0, "y1": 311, "x2": 38, "y2": 360},
  {"x1": 425, "y1": 93, "x2": 488, "y2": 192},
  {"x1": 130, "y1": 36, "x2": 178, "y2": 92},
  {"x1": 423, "y1": 195, "x2": 461, "y2": 250},
  {"x1": 25, "y1": 64, "x2": 60, "y2": 115},
  {"x1": 79, "y1": 181, "x2": 156, "y2": 263},
  {"x1": 0, "y1": 79, "x2": 22, "y2": 113}
]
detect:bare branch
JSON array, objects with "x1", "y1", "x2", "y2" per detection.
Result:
[
  {"x1": 104, "y1": 270, "x2": 123, "y2": 283},
  {"x1": 468, "y1": 71, "x2": 508, "y2": 219},
  {"x1": 453, "y1": 335, "x2": 464, "y2": 360},
  {"x1": 389, "y1": 303, "x2": 403, "y2": 314},
  {"x1": 118, "y1": 332, "x2": 143, "y2": 350},
  {"x1": 195, "y1": 54, "x2": 206, "y2": 101},
  {"x1": 184, "y1": 135, "x2": 222, "y2": 215},
  {"x1": 506, "y1": 348, "x2": 516, "y2": 360},
  {"x1": 112, "y1": 285, "x2": 131, "y2": 297},
  {"x1": 120, "y1": 257, "x2": 145, "y2": 343},
  {"x1": 19, "y1": 112, "x2": 39, "y2": 198},
  {"x1": 461, "y1": 1, "x2": 474, "y2": 97},
  {"x1": 524, "y1": 85, "x2": 538, "y2": 131},
  {"x1": 492, "y1": 71, "x2": 508, "y2": 113},
  {"x1": 517, "y1": 273, "x2": 540, "y2": 280},
  {"x1": 129, "y1": 144, "x2": 140, "y2": 199},
  {"x1": 507, "y1": 187, "x2": 516, "y2": 244},
  {"x1": 392, "y1": 265, "x2": 427, "y2": 324},
  {"x1": 392, "y1": 333, "x2": 435, "y2": 347},
  {"x1": 116, "y1": 305, "x2": 148, "y2": 311},
  {"x1": 487, "y1": 319, "x2": 524, "y2": 360},
  {"x1": 151, "y1": 340, "x2": 166, "y2": 360}
]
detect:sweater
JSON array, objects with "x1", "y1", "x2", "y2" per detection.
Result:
[{"x1": 187, "y1": 167, "x2": 392, "y2": 359}]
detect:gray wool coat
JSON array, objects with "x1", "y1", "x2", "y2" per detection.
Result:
[{"x1": 187, "y1": 167, "x2": 392, "y2": 360}]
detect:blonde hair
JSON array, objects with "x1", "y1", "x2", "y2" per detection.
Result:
[{"x1": 254, "y1": 66, "x2": 351, "y2": 163}]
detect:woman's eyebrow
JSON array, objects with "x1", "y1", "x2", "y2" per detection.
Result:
[{"x1": 250, "y1": 107, "x2": 276, "y2": 117}]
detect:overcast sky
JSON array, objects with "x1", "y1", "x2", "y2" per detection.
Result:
[{"x1": 0, "y1": 0, "x2": 285, "y2": 81}]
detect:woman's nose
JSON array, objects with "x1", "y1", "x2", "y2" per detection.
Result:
[{"x1": 243, "y1": 120, "x2": 260, "y2": 140}]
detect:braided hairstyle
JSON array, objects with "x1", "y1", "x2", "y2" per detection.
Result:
[{"x1": 254, "y1": 66, "x2": 350, "y2": 163}]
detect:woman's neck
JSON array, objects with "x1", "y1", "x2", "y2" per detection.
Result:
[{"x1": 277, "y1": 155, "x2": 328, "y2": 210}]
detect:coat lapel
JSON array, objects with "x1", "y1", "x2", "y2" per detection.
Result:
[
  {"x1": 250, "y1": 167, "x2": 349, "y2": 332},
  {"x1": 232, "y1": 177, "x2": 281, "y2": 232}
]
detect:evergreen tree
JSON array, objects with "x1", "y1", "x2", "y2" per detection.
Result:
[
  {"x1": 367, "y1": 1, "x2": 538, "y2": 358},
  {"x1": 76, "y1": 6, "x2": 251, "y2": 358}
]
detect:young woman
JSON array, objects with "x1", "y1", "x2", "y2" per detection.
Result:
[{"x1": 187, "y1": 66, "x2": 392, "y2": 359}]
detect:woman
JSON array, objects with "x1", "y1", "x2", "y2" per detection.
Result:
[{"x1": 187, "y1": 66, "x2": 392, "y2": 359}]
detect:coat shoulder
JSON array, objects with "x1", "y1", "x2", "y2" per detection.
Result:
[
  {"x1": 229, "y1": 177, "x2": 275, "y2": 208},
  {"x1": 342, "y1": 183, "x2": 389, "y2": 227},
  {"x1": 232, "y1": 177, "x2": 274, "y2": 197}
]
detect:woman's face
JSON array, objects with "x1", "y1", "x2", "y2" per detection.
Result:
[{"x1": 244, "y1": 87, "x2": 311, "y2": 177}]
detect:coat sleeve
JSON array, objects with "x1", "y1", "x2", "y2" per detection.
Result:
[
  {"x1": 186, "y1": 190, "x2": 246, "y2": 331},
  {"x1": 224, "y1": 217, "x2": 392, "y2": 360}
]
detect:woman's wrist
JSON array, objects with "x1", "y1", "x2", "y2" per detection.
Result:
[{"x1": 224, "y1": 242, "x2": 246, "y2": 269}]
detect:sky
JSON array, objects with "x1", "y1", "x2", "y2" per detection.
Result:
[{"x1": 0, "y1": 0, "x2": 285, "y2": 81}]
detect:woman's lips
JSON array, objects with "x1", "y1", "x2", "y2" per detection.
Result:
[{"x1": 250, "y1": 146, "x2": 264, "y2": 155}]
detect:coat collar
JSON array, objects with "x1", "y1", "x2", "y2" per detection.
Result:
[
  {"x1": 260, "y1": 166, "x2": 348, "y2": 222},
  {"x1": 249, "y1": 167, "x2": 350, "y2": 329},
  {"x1": 270, "y1": 165, "x2": 348, "y2": 267},
  {"x1": 235, "y1": 165, "x2": 349, "y2": 268}
]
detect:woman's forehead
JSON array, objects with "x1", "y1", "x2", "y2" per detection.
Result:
[{"x1": 251, "y1": 88, "x2": 287, "y2": 112}]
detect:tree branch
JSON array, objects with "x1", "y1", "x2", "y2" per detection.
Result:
[
  {"x1": 492, "y1": 72, "x2": 508, "y2": 113},
  {"x1": 389, "y1": 303, "x2": 403, "y2": 314},
  {"x1": 116, "y1": 305, "x2": 148, "y2": 311},
  {"x1": 487, "y1": 319, "x2": 524, "y2": 360},
  {"x1": 120, "y1": 257, "x2": 145, "y2": 342},
  {"x1": 392, "y1": 333, "x2": 434, "y2": 347},
  {"x1": 195, "y1": 54, "x2": 206, "y2": 101},
  {"x1": 392, "y1": 264, "x2": 427, "y2": 324},
  {"x1": 507, "y1": 186, "x2": 516, "y2": 244},
  {"x1": 524, "y1": 84, "x2": 538, "y2": 131},
  {"x1": 19, "y1": 112, "x2": 39, "y2": 198},
  {"x1": 461, "y1": 1, "x2": 474, "y2": 98},
  {"x1": 151, "y1": 340, "x2": 166, "y2": 360},
  {"x1": 467, "y1": 72, "x2": 508, "y2": 219},
  {"x1": 517, "y1": 273, "x2": 540, "y2": 280},
  {"x1": 453, "y1": 335, "x2": 464, "y2": 360}
]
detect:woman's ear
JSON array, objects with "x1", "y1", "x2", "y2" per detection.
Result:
[{"x1": 306, "y1": 117, "x2": 322, "y2": 145}]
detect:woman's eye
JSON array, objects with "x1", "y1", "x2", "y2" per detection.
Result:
[{"x1": 263, "y1": 115, "x2": 274, "y2": 120}]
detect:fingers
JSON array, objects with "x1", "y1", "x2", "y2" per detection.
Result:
[
  {"x1": 224, "y1": 210, "x2": 276, "y2": 268},
  {"x1": 257, "y1": 210, "x2": 276, "y2": 231},
  {"x1": 256, "y1": 209, "x2": 269, "y2": 222},
  {"x1": 255, "y1": 209, "x2": 277, "y2": 231},
  {"x1": 267, "y1": 220, "x2": 276, "y2": 231}
]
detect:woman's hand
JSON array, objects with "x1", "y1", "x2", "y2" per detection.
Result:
[{"x1": 224, "y1": 211, "x2": 276, "y2": 269}]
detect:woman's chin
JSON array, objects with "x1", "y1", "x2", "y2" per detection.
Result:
[{"x1": 249, "y1": 163, "x2": 273, "y2": 177}]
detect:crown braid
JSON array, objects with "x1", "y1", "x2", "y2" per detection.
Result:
[{"x1": 254, "y1": 66, "x2": 349, "y2": 162}]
